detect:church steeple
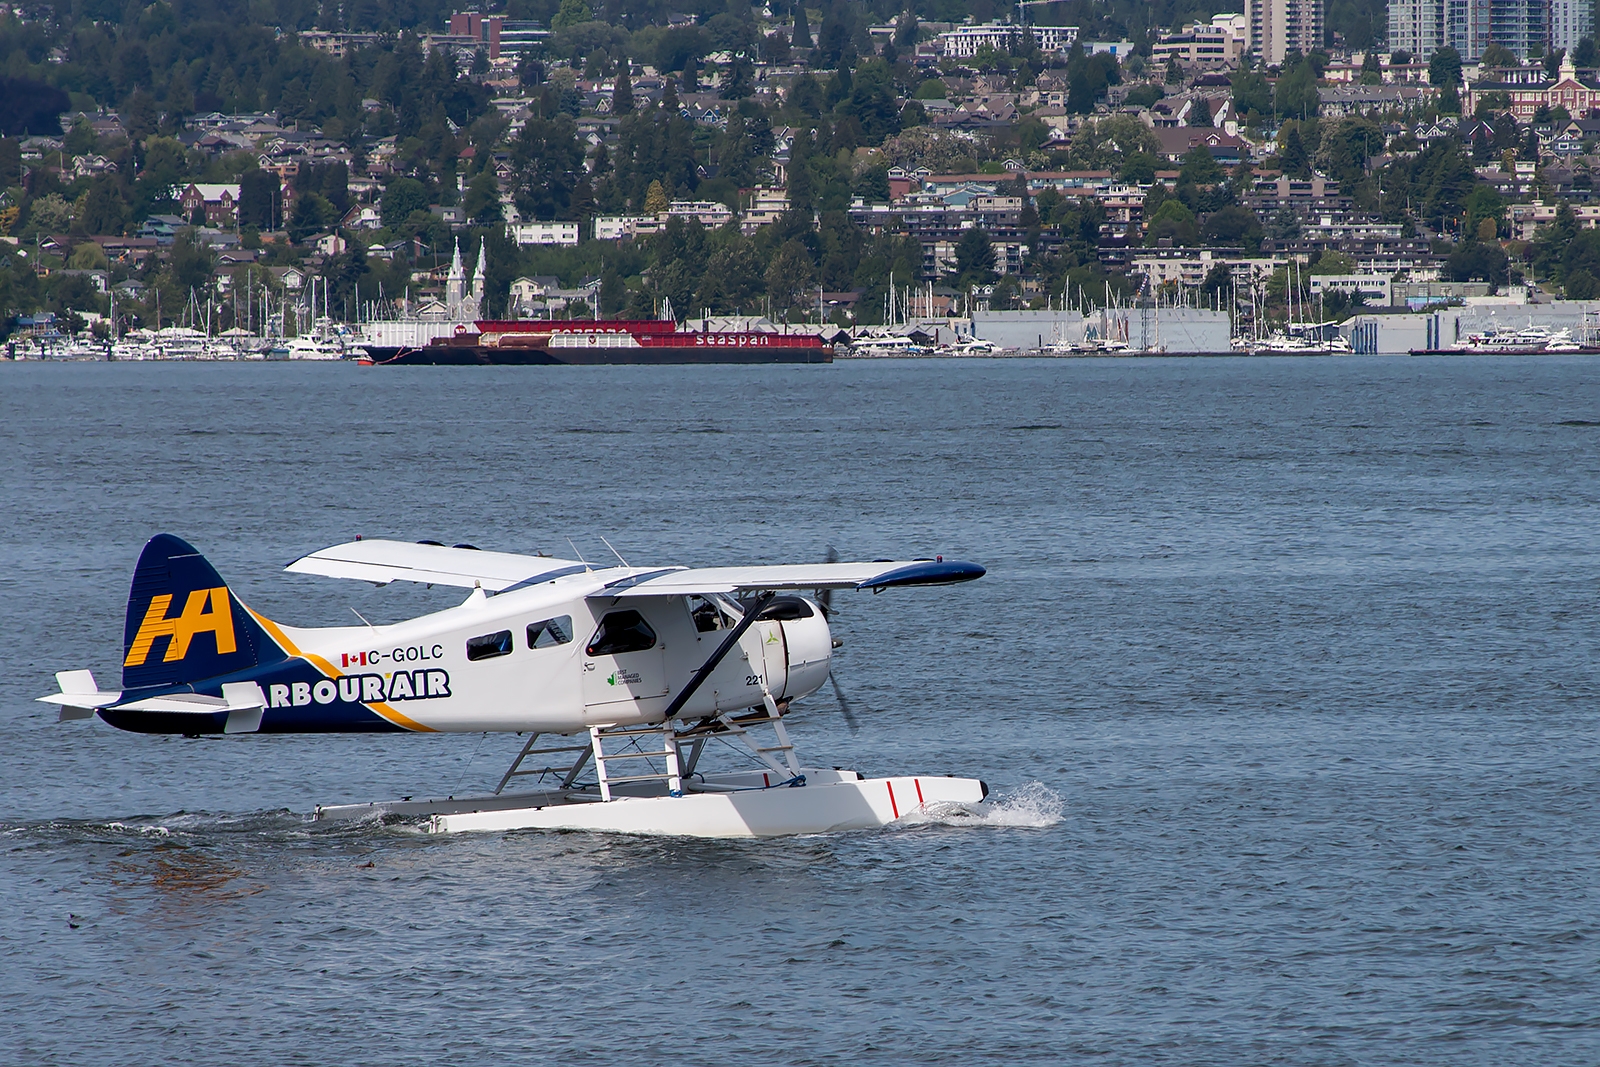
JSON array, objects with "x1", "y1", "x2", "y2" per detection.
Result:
[{"x1": 446, "y1": 236, "x2": 465, "y2": 313}]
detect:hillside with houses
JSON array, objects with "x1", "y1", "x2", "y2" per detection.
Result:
[{"x1": 2, "y1": 0, "x2": 1600, "y2": 343}]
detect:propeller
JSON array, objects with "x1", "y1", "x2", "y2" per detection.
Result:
[{"x1": 815, "y1": 545, "x2": 859, "y2": 733}]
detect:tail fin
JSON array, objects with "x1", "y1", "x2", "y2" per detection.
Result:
[{"x1": 122, "y1": 534, "x2": 288, "y2": 690}]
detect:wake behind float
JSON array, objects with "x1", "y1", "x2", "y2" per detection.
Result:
[
  {"x1": 359, "y1": 319, "x2": 834, "y2": 366},
  {"x1": 40, "y1": 535, "x2": 986, "y2": 838}
]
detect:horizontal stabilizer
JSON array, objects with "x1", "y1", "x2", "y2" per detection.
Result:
[
  {"x1": 597, "y1": 559, "x2": 987, "y2": 598},
  {"x1": 39, "y1": 670, "x2": 123, "y2": 721},
  {"x1": 286, "y1": 539, "x2": 586, "y2": 591}
]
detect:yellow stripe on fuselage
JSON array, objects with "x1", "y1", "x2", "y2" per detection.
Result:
[{"x1": 245, "y1": 606, "x2": 436, "y2": 733}]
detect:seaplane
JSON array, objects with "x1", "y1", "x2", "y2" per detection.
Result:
[{"x1": 40, "y1": 534, "x2": 988, "y2": 838}]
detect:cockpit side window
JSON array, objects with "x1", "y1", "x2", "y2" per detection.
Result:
[
  {"x1": 527, "y1": 616, "x2": 573, "y2": 649},
  {"x1": 688, "y1": 595, "x2": 724, "y2": 633},
  {"x1": 466, "y1": 630, "x2": 513, "y2": 661},
  {"x1": 586, "y1": 610, "x2": 657, "y2": 656}
]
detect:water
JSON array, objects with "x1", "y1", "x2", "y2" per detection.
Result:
[{"x1": 3, "y1": 357, "x2": 1599, "y2": 1065}]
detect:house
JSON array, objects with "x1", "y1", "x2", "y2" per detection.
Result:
[
  {"x1": 312, "y1": 232, "x2": 347, "y2": 256},
  {"x1": 139, "y1": 215, "x2": 187, "y2": 244},
  {"x1": 72, "y1": 155, "x2": 118, "y2": 179},
  {"x1": 179, "y1": 183, "x2": 241, "y2": 226},
  {"x1": 1150, "y1": 128, "x2": 1247, "y2": 164},
  {"x1": 268, "y1": 265, "x2": 306, "y2": 290},
  {"x1": 342, "y1": 204, "x2": 384, "y2": 230},
  {"x1": 507, "y1": 221, "x2": 580, "y2": 246},
  {"x1": 1465, "y1": 55, "x2": 1600, "y2": 122},
  {"x1": 509, "y1": 275, "x2": 562, "y2": 305}
]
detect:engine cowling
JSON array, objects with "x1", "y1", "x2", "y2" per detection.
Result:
[{"x1": 754, "y1": 596, "x2": 832, "y2": 703}]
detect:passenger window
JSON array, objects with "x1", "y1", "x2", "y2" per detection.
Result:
[
  {"x1": 527, "y1": 616, "x2": 573, "y2": 649},
  {"x1": 688, "y1": 595, "x2": 724, "y2": 633},
  {"x1": 466, "y1": 630, "x2": 513, "y2": 661},
  {"x1": 586, "y1": 610, "x2": 657, "y2": 656}
]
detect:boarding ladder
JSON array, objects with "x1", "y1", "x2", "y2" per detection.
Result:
[{"x1": 589, "y1": 723, "x2": 685, "y2": 801}]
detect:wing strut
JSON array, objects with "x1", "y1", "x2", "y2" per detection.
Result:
[{"x1": 660, "y1": 592, "x2": 776, "y2": 721}]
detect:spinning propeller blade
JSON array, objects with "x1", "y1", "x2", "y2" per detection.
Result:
[
  {"x1": 813, "y1": 545, "x2": 856, "y2": 732},
  {"x1": 828, "y1": 670, "x2": 859, "y2": 734}
]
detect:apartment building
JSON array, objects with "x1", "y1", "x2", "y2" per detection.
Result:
[{"x1": 1245, "y1": 0, "x2": 1321, "y2": 66}]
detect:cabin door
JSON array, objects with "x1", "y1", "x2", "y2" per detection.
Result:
[{"x1": 581, "y1": 607, "x2": 668, "y2": 709}]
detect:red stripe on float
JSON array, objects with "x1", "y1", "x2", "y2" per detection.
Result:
[
  {"x1": 887, "y1": 780, "x2": 899, "y2": 818},
  {"x1": 914, "y1": 778, "x2": 924, "y2": 808}
]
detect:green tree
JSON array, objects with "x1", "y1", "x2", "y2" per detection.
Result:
[
  {"x1": 1429, "y1": 46, "x2": 1462, "y2": 87},
  {"x1": 1279, "y1": 125, "x2": 1311, "y2": 178},
  {"x1": 239, "y1": 169, "x2": 281, "y2": 231},
  {"x1": 613, "y1": 65, "x2": 634, "y2": 115},
  {"x1": 1145, "y1": 198, "x2": 1198, "y2": 245},
  {"x1": 76, "y1": 178, "x2": 126, "y2": 235},
  {"x1": 792, "y1": 4, "x2": 812, "y2": 50},
  {"x1": 1231, "y1": 65, "x2": 1273, "y2": 124},
  {"x1": 1179, "y1": 145, "x2": 1224, "y2": 184},
  {"x1": 954, "y1": 227, "x2": 996, "y2": 284},
  {"x1": 551, "y1": 0, "x2": 593, "y2": 29},
  {"x1": 380, "y1": 177, "x2": 429, "y2": 229}
]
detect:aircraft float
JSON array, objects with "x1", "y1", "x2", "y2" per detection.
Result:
[{"x1": 41, "y1": 534, "x2": 987, "y2": 838}]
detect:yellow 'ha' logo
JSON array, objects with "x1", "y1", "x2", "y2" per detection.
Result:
[{"x1": 124, "y1": 587, "x2": 237, "y2": 666}]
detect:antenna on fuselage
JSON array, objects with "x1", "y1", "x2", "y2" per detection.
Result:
[
  {"x1": 566, "y1": 538, "x2": 591, "y2": 570},
  {"x1": 598, "y1": 535, "x2": 630, "y2": 568},
  {"x1": 350, "y1": 607, "x2": 377, "y2": 632}
]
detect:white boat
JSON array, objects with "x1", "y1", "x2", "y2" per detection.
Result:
[
  {"x1": 847, "y1": 334, "x2": 927, "y2": 357},
  {"x1": 935, "y1": 337, "x2": 1003, "y2": 356},
  {"x1": 1451, "y1": 323, "x2": 1582, "y2": 354},
  {"x1": 285, "y1": 336, "x2": 345, "y2": 359}
]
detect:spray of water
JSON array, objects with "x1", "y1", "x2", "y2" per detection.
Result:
[{"x1": 897, "y1": 781, "x2": 1063, "y2": 830}]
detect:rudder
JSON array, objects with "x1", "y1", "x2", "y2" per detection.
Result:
[{"x1": 122, "y1": 534, "x2": 288, "y2": 690}]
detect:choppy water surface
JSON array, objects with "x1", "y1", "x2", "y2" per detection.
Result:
[{"x1": 3, "y1": 357, "x2": 1600, "y2": 1065}]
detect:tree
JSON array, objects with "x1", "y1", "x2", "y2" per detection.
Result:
[
  {"x1": 1360, "y1": 50, "x2": 1382, "y2": 84},
  {"x1": 239, "y1": 169, "x2": 281, "y2": 231},
  {"x1": 1274, "y1": 59, "x2": 1319, "y2": 119},
  {"x1": 1429, "y1": 46, "x2": 1462, "y2": 87},
  {"x1": 1144, "y1": 198, "x2": 1198, "y2": 245},
  {"x1": 1576, "y1": 38, "x2": 1598, "y2": 66},
  {"x1": 644, "y1": 180, "x2": 670, "y2": 214},
  {"x1": 1201, "y1": 205, "x2": 1262, "y2": 249},
  {"x1": 76, "y1": 178, "x2": 126, "y2": 236},
  {"x1": 1231, "y1": 65, "x2": 1273, "y2": 124},
  {"x1": 1480, "y1": 42, "x2": 1517, "y2": 67},
  {"x1": 1120, "y1": 152, "x2": 1159, "y2": 184},
  {"x1": 954, "y1": 227, "x2": 996, "y2": 284},
  {"x1": 1188, "y1": 99, "x2": 1213, "y2": 127},
  {"x1": 381, "y1": 177, "x2": 429, "y2": 229},
  {"x1": 1179, "y1": 145, "x2": 1224, "y2": 184},
  {"x1": 28, "y1": 193, "x2": 73, "y2": 234},
  {"x1": 613, "y1": 65, "x2": 634, "y2": 115},
  {"x1": 1390, "y1": 50, "x2": 1412, "y2": 65},
  {"x1": 1279, "y1": 125, "x2": 1311, "y2": 178},
  {"x1": 792, "y1": 4, "x2": 811, "y2": 50},
  {"x1": 763, "y1": 238, "x2": 816, "y2": 313},
  {"x1": 551, "y1": 0, "x2": 592, "y2": 29},
  {"x1": 1445, "y1": 239, "x2": 1509, "y2": 285},
  {"x1": 1165, "y1": 56, "x2": 1183, "y2": 84}
]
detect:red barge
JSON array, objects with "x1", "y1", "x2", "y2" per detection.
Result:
[{"x1": 358, "y1": 319, "x2": 833, "y2": 365}]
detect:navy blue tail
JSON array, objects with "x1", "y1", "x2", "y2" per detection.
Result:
[{"x1": 122, "y1": 534, "x2": 288, "y2": 690}]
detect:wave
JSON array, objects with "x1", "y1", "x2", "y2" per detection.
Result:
[{"x1": 898, "y1": 781, "x2": 1063, "y2": 830}]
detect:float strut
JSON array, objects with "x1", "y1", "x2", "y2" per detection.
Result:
[{"x1": 659, "y1": 591, "x2": 775, "y2": 721}]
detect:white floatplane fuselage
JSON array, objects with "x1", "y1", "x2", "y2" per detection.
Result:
[{"x1": 42, "y1": 536, "x2": 989, "y2": 837}]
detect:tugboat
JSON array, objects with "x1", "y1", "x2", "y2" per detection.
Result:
[{"x1": 358, "y1": 319, "x2": 833, "y2": 365}]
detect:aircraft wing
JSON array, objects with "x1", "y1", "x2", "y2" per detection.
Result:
[
  {"x1": 596, "y1": 559, "x2": 985, "y2": 597},
  {"x1": 285, "y1": 539, "x2": 587, "y2": 591}
]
